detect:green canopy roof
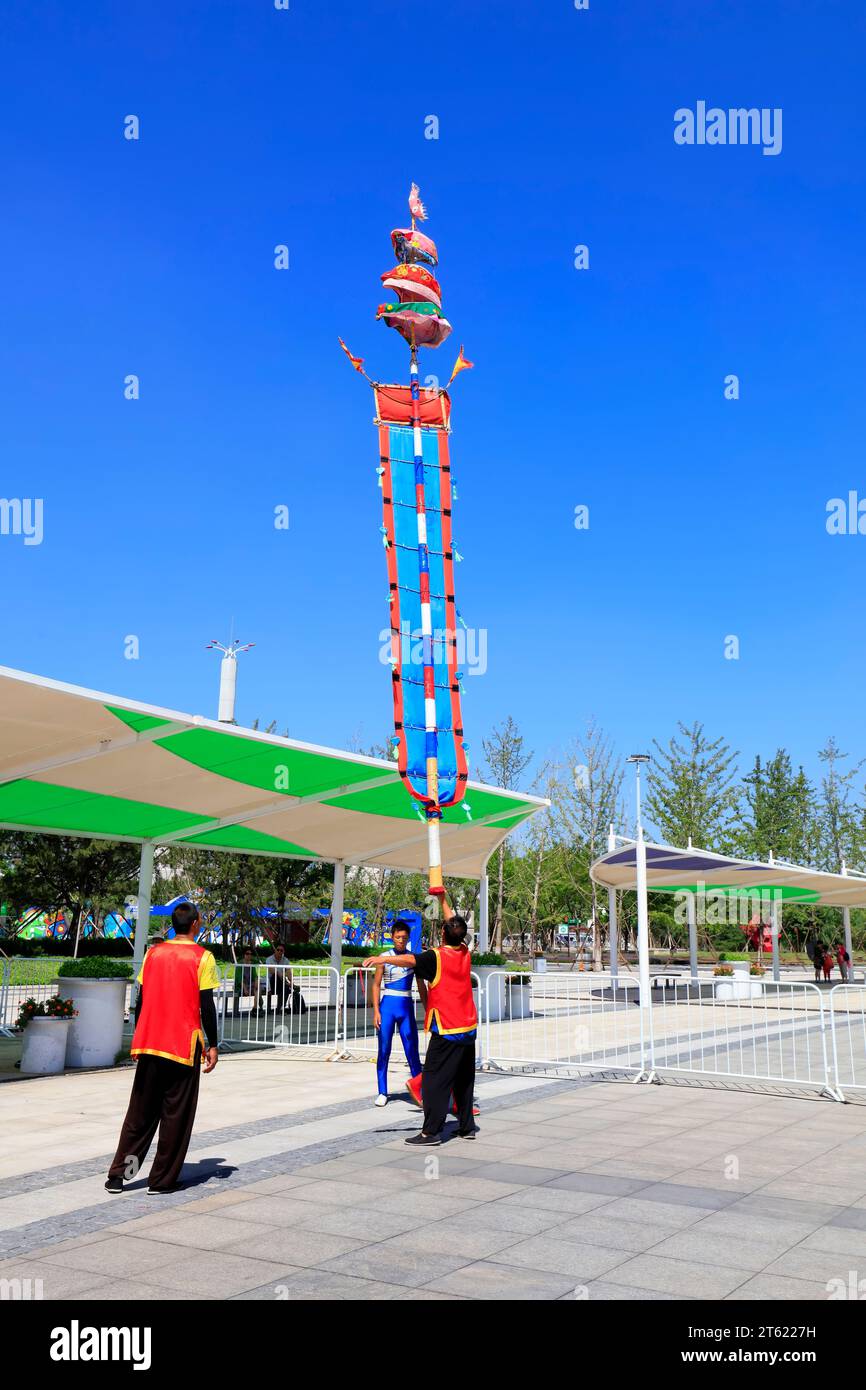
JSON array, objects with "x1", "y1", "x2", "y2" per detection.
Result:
[{"x1": 0, "y1": 666, "x2": 546, "y2": 877}]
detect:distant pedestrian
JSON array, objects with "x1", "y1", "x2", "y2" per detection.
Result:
[
  {"x1": 105, "y1": 902, "x2": 219, "y2": 1195},
  {"x1": 812, "y1": 942, "x2": 824, "y2": 983},
  {"x1": 835, "y1": 943, "x2": 851, "y2": 982},
  {"x1": 822, "y1": 948, "x2": 834, "y2": 982}
]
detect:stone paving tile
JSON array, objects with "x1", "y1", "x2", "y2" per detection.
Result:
[
  {"x1": 233, "y1": 1269, "x2": 398, "y2": 1300},
  {"x1": 158, "y1": 1249, "x2": 294, "y2": 1295},
  {"x1": 222, "y1": 1227, "x2": 370, "y2": 1267},
  {"x1": 579, "y1": 1280, "x2": 694, "y2": 1301},
  {"x1": 457, "y1": 1161, "x2": 570, "y2": 1187},
  {"x1": 554, "y1": 1212, "x2": 676, "y2": 1254},
  {"x1": 730, "y1": 1192, "x2": 842, "y2": 1226},
  {"x1": 544, "y1": 1172, "x2": 646, "y2": 1197},
  {"x1": 232, "y1": 1174, "x2": 319, "y2": 1195},
  {"x1": 636, "y1": 1181, "x2": 740, "y2": 1210},
  {"x1": 315, "y1": 1245, "x2": 471, "y2": 1289},
  {"x1": 67, "y1": 1278, "x2": 173, "y2": 1301},
  {"x1": 294, "y1": 1205, "x2": 420, "y2": 1241},
  {"x1": 365, "y1": 1189, "x2": 482, "y2": 1220},
  {"x1": 39, "y1": 1234, "x2": 190, "y2": 1279},
  {"x1": 374, "y1": 1221, "x2": 524, "y2": 1262},
  {"x1": 486, "y1": 1233, "x2": 630, "y2": 1281},
  {"x1": 0, "y1": 1258, "x2": 109, "y2": 1299},
  {"x1": 497, "y1": 1187, "x2": 618, "y2": 1217},
  {"x1": 797, "y1": 1225, "x2": 866, "y2": 1257},
  {"x1": 646, "y1": 1228, "x2": 801, "y2": 1275},
  {"x1": 169, "y1": 1189, "x2": 262, "y2": 1215},
  {"x1": 602, "y1": 1253, "x2": 749, "y2": 1299},
  {"x1": 375, "y1": 1172, "x2": 530, "y2": 1203},
  {"x1": 828, "y1": 1206, "x2": 866, "y2": 1231},
  {"x1": 121, "y1": 1212, "x2": 275, "y2": 1251},
  {"x1": 423, "y1": 1258, "x2": 578, "y2": 1300},
  {"x1": 440, "y1": 1201, "x2": 566, "y2": 1236},
  {"x1": 215, "y1": 1194, "x2": 348, "y2": 1227},
  {"x1": 725, "y1": 1272, "x2": 832, "y2": 1301},
  {"x1": 762, "y1": 1244, "x2": 866, "y2": 1284}
]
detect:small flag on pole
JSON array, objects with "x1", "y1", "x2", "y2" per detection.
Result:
[
  {"x1": 447, "y1": 345, "x2": 474, "y2": 386},
  {"x1": 338, "y1": 338, "x2": 367, "y2": 375}
]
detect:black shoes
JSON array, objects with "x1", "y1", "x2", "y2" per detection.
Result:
[
  {"x1": 104, "y1": 1176, "x2": 124, "y2": 1193},
  {"x1": 405, "y1": 1132, "x2": 442, "y2": 1147}
]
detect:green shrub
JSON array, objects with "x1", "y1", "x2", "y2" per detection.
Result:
[
  {"x1": 471, "y1": 952, "x2": 507, "y2": 967},
  {"x1": 56, "y1": 958, "x2": 133, "y2": 979}
]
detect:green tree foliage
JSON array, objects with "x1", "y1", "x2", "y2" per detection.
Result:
[{"x1": 646, "y1": 721, "x2": 739, "y2": 850}]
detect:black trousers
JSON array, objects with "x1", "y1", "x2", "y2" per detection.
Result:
[
  {"x1": 108, "y1": 1046, "x2": 202, "y2": 1191},
  {"x1": 422, "y1": 1033, "x2": 476, "y2": 1136}
]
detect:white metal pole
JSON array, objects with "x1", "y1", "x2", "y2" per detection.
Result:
[
  {"x1": 329, "y1": 861, "x2": 346, "y2": 1004},
  {"x1": 218, "y1": 654, "x2": 238, "y2": 723},
  {"x1": 607, "y1": 888, "x2": 619, "y2": 981},
  {"x1": 478, "y1": 871, "x2": 489, "y2": 953},
  {"x1": 133, "y1": 842, "x2": 154, "y2": 980},
  {"x1": 841, "y1": 863, "x2": 853, "y2": 981},
  {"x1": 687, "y1": 891, "x2": 699, "y2": 984},
  {"x1": 635, "y1": 824, "x2": 652, "y2": 1016},
  {"x1": 771, "y1": 891, "x2": 781, "y2": 984}
]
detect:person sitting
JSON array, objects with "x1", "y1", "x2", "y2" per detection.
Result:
[
  {"x1": 264, "y1": 942, "x2": 294, "y2": 1013},
  {"x1": 232, "y1": 948, "x2": 263, "y2": 1016}
]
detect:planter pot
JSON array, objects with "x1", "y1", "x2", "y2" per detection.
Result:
[
  {"x1": 714, "y1": 978, "x2": 750, "y2": 1001},
  {"x1": 533, "y1": 957, "x2": 548, "y2": 975},
  {"x1": 344, "y1": 973, "x2": 371, "y2": 1009},
  {"x1": 750, "y1": 980, "x2": 764, "y2": 998},
  {"x1": 715, "y1": 980, "x2": 733, "y2": 1000},
  {"x1": 20, "y1": 1017, "x2": 71, "y2": 1075},
  {"x1": 474, "y1": 966, "x2": 506, "y2": 1023},
  {"x1": 55, "y1": 978, "x2": 128, "y2": 1068},
  {"x1": 505, "y1": 980, "x2": 533, "y2": 1019}
]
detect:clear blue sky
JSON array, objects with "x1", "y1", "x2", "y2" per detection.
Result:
[{"x1": 2, "y1": 0, "x2": 865, "y2": 791}]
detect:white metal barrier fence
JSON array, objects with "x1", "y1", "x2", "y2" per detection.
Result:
[
  {"x1": 0, "y1": 961, "x2": 133, "y2": 1038},
  {"x1": 340, "y1": 967, "x2": 482, "y2": 1067},
  {"x1": 218, "y1": 964, "x2": 340, "y2": 1056},
  {"x1": 481, "y1": 971, "x2": 647, "y2": 1079},
  {"x1": 828, "y1": 985, "x2": 866, "y2": 1100}
]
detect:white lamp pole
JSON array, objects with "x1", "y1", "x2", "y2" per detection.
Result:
[
  {"x1": 207, "y1": 637, "x2": 255, "y2": 724},
  {"x1": 627, "y1": 754, "x2": 652, "y2": 1044}
]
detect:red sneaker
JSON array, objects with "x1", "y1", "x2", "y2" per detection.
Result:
[{"x1": 406, "y1": 1074, "x2": 423, "y2": 1107}]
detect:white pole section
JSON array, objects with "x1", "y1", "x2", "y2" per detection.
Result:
[
  {"x1": 771, "y1": 891, "x2": 781, "y2": 984},
  {"x1": 478, "y1": 871, "x2": 489, "y2": 953},
  {"x1": 607, "y1": 887, "x2": 619, "y2": 981},
  {"x1": 842, "y1": 864, "x2": 853, "y2": 981},
  {"x1": 133, "y1": 842, "x2": 154, "y2": 980},
  {"x1": 635, "y1": 824, "x2": 652, "y2": 1019},
  {"x1": 687, "y1": 891, "x2": 699, "y2": 984},
  {"x1": 329, "y1": 861, "x2": 346, "y2": 1005},
  {"x1": 218, "y1": 654, "x2": 238, "y2": 723}
]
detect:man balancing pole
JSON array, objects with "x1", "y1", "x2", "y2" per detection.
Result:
[
  {"x1": 364, "y1": 897, "x2": 477, "y2": 1146},
  {"x1": 105, "y1": 901, "x2": 220, "y2": 1194}
]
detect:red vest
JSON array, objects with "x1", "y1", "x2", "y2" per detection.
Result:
[
  {"x1": 131, "y1": 940, "x2": 206, "y2": 1066},
  {"x1": 424, "y1": 945, "x2": 478, "y2": 1035}
]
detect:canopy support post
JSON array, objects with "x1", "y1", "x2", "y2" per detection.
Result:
[
  {"x1": 687, "y1": 891, "x2": 699, "y2": 985},
  {"x1": 607, "y1": 888, "x2": 618, "y2": 982},
  {"x1": 133, "y1": 841, "x2": 154, "y2": 980},
  {"x1": 329, "y1": 861, "x2": 346, "y2": 1005},
  {"x1": 478, "y1": 866, "x2": 490, "y2": 953},
  {"x1": 771, "y1": 891, "x2": 781, "y2": 984},
  {"x1": 635, "y1": 824, "x2": 653, "y2": 1071}
]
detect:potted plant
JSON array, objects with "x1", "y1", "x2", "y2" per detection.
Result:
[
  {"x1": 505, "y1": 970, "x2": 533, "y2": 1019},
  {"x1": 713, "y1": 963, "x2": 735, "y2": 1000},
  {"x1": 471, "y1": 952, "x2": 507, "y2": 1022},
  {"x1": 750, "y1": 963, "x2": 766, "y2": 998},
  {"x1": 17, "y1": 996, "x2": 76, "y2": 1076},
  {"x1": 55, "y1": 958, "x2": 133, "y2": 1069}
]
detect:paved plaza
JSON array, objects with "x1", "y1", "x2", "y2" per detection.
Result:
[{"x1": 4, "y1": 1055, "x2": 866, "y2": 1301}]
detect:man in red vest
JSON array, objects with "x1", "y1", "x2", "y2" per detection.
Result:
[
  {"x1": 365, "y1": 900, "x2": 477, "y2": 1146},
  {"x1": 105, "y1": 901, "x2": 220, "y2": 1194}
]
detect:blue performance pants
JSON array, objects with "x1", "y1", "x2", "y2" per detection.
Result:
[{"x1": 377, "y1": 996, "x2": 422, "y2": 1095}]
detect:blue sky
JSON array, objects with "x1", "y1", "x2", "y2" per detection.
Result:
[{"x1": 2, "y1": 0, "x2": 865, "y2": 793}]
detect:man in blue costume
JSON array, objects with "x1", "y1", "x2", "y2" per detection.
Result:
[{"x1": 371, "y1": 919, "x2": 425, "y2": 1107}]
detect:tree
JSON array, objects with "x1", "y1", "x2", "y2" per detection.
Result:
[
  {"x1": 738, "y1": 750, "x2": 817, "y2": 863},
  {"x1": 646, "y1": 721, "x2": 739, "y2": 851},
  {"x1": 482, "y1": 717, "x2": 533, "y2": 952},
  {"x1": 815, "y1": 738, "x2": 863, "y2": 872},
  {"x1": 0, "y1": 833, "x2": 140, "y2": 948},
  {"x1": 553, "y1": 721, "x2": 624, "y2": 968}
]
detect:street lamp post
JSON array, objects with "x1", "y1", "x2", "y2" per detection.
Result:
[{"x1": 627, "y1": 754, "x2": 653, "y2": 1065}]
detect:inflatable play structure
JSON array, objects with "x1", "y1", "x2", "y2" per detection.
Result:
[{"x1": 341, "y1": 185, "x2": 473, "y2": 897}]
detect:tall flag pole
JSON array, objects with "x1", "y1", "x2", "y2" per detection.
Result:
[{"x1": 341, "y1": 186, "x2": 473, "y2": 897}]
